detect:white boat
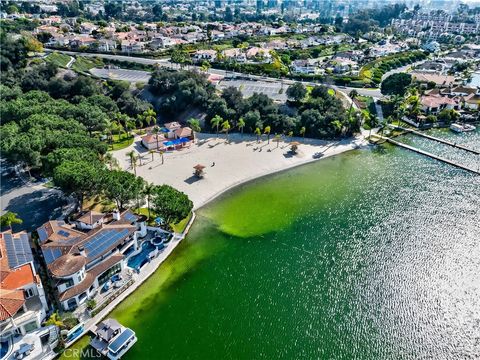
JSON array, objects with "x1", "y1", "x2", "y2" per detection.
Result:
[{"x1": 450, "y1": 123, "x2": 476, "y2": 133}]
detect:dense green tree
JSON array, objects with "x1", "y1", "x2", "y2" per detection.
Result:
[
  {"x1": 53, "y1": 160, "x2": 103, "y2": 209},
  {"x1": 151, "y1": 185, "x2": 193, "y2": 227},
  {"x1": 102, "y1": 170, "x2": 146, "y2": 210},
  {"x1": 286, "y1": 82, "x2": 307, "y2": 103},
  {"x1": 381, "y1": 73, "x2": 412, "y2": 96}
]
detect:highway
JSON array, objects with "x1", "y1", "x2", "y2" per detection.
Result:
[{"x1": 48, "y1": 49, "x2": 383, "y2": 99}]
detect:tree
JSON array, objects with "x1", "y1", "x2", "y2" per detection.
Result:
[
  {"x1": 151, "y1": 126, "x2": 162, "y2": 152},
  {"x1": 211, "y1": 115, "x2": 223, "y2": 138},
  {"x1": 103, "y1": 153, "x2": 119, "y2": 171},
  {"x1": 200, "y1": 61, "x2": 211, "y2": 73},
  {"x1": 102, "y1": 170, "x2": 146, "y2": 211},
  {"x1": 142, "y1": 108, "x2": 157, "y2": 126},
  {"x1": 143, "y1": 183, "x2": 155, "y2": 220},
  {"x1": 286, "y1": 82, "x2": 307, "y2": 103},
  {"x1": 0, "y1": 212, "x2": 23, "y2": 230},
  {"x1": 254, "y1": 127, "x2": 261, "y2": 142},
  {"x1": 151, "y1": 185, "x2": 193, "y2": 228},
  {"x1": 237, "y1": 117, "x2": 245, "y2": 137},
  {"x1": 127, "y1": 151, "x2": 138, "y2": 175},
  {"x1": 299, "y1": 126, "x2": 306, "y2": 142},
  {"x1": 53, "y1": 161, "x2": 102, "y2": 210},
  {"x1": 187, "y1": 118, "x2": 201, "y2": 142},
  {"x1": 381, "y1": 73, "x2": 412, "y2": 96},
  {"x1": 222, "y1": 120, "x2": 231, "y2": 141},
  {"x1": 264, "y1": 126, "x2": 271, "y2": 144},
  {"x1": 45, "y1": 312, "x2": 63, "y2": 328},
  {"x1": 274, "y1": 134, "x2": 282, "y2": 148}
]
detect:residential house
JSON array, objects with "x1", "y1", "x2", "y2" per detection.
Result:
[
  {"x1": 37, "y1": 210, "x2": 147, "y2": 311},
  {"x1": 70, "y1": 36, "x2": 97, "y2": 49},
  {"x1": 222, "y1": 48, "x2": 246, "y2": 63},
  {"x1": 291, "y1": 59, "x2": 320, "y2": 75},
  {"x1": 245, "y1": 47, "x2": 271, "y2": 63},
  {"x1": 420, "y1": 95, "x2": 460, "y2": 113},
  {"x1": 150, "y1": 36, "x2": 176, "y2": 50},
  {"x1": 412, "y1": 72, "x2": 456, "y2": 88},
  {"x1": 0, "y1": 231, "x2": 48, "y2": 337},
  {"x1": 464, "y1": 92, "x2": 480, "y2": 110},
  {"x1": 121, "y1": 41, "x2": 146, "y2": 53},
  {"x1": 80, "y1": 22, "x2": 98, "y2": 35},
  {"x1": 328, "y1": 58, "x2": 358, "y2": 74},
  {"x1": 192, "y1": 50, "x2": 217, "y2": 63},
  {"x1": 98, "y1": 39, "x2": 117, "y2": 52},
  {"x1": 163, "y1": 122, "x2": 182, "y2": 139}
]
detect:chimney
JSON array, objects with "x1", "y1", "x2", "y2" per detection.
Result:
[
  {"x1": 113, "y1": 210, "x2": 121, "y2": 221},
  {"x1": 78, "y1": 246, "x2": 86, "y2": 257}
]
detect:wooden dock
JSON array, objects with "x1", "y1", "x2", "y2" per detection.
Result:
[
  {"x1": 373, "y1": 135, "x2": 480, "y2": 175},
  {"x1": 389, "y1": 125, "x2": 480, "y2": 155}
]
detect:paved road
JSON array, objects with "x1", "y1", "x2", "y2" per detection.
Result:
[
  {"x1": 48, "y1": 49, "x2": 382, "y2": 99},
  {"x1": 90, "y1": 68, "x2": 151, "y2": 83},
  {"x1": 0, "y1": 159, "x2": 68, "y2": 233}
]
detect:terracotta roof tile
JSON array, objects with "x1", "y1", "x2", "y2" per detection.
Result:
[{"x1": 0, "y1": 289, "x2": 25, "y2": 321}]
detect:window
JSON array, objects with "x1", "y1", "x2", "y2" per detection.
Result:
[
  {"x1": 97, "y1": 263, "x2": 121, "y2": 286},
  {"x1": 25, "y1": 288, "x2": 35, "y2": 299},
  {"x1": 23, "y1": 321, "x2": 39, "y2": 333}
]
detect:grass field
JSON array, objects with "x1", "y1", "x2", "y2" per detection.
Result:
[
  {"x1": 45, "y1": 52, "x2": 71, "y2": 68},
  {"x1": 110, "y1": 133, "x2": 134, "y2": 151},
  {"x1": 72, "y1": 56, "x2": 104, "y2": 73}
]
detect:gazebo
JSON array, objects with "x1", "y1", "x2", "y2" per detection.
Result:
[{"x1": 193, "y1": 164, "x2": 206, "y2": 178}]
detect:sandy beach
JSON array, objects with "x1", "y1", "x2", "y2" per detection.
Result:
[{"x1": 113, "y1": 133, "x2": 366, "y2": 209}]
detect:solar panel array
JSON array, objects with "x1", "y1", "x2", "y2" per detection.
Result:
[
  {"x1": 58, "y1": 230, "x2": 70, "y2": 238},
  {"x1": 38, "y1": 226, "x2": 48, "y2": 244},
  {"x1": 123, "y1": 212, "x2": 137, "y2": 223},
  {"x1": 84, "y1": 229, "x2": 130, "y2": 260},
  {"x1": 42, "y1": 248, "x2": 63, "y2": 264},
  {"x1": 4, "y1": 233, "x2": 34, "y2": 269},
  {"x1": 108, "y1": 329, "x2": 135, "y2": 353}
]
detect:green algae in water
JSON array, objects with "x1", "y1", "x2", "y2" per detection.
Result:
[{"x1": 61, "y1": 130, "x2": 480, "y2": 359}]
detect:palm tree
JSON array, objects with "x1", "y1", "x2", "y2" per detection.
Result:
[
  {"x1": 264, "y1": 126, "x2": 271, "y2": 144},
  {"x1": 0, "y1": 212, "x2": 23, "y2": 230},
  {"x1": 274, "y1": 134, "x2": 282, "y2": 148},
  {"x1": 103, "y1": 153, "x2": 119, "y2": 170},
  {"x1": 125, "y1": 119, "x2": 136, "y2": 138},
  {"x1": 127, "y1": 151, "x2": 138, "y2": 175},
  {"x1": 299, "y1": 126, "x2": 306, "y2": 142},
  {"x1": 288, "y1": 130, "x2": 293, "y2": 142},
  {"x1": 143, "y1": 183, "x2": 155, "y2": 220},
  {"x1": 143, "y1": 109, "x2": 157, "y2": 126},
  {"x1": 237, "y1": 117, "x2": 245, "y2": 137},
  {"x1": 200, "y1": 60, "x2": 211, "y2": 73},
  {"x1": 152, "y1": 126, "x2": 161, "y2": 151},
  {"x1": 254, "y1": 127, "x2": 261, "y2": 142},
  {"x1": 187, "y1": 118, "x2": 201, "y2": 142},
  {"x1": 211, "y1": 115, "x2": 223, "y2": 138},
  {"x1": 160, "y1": 150, "x2": 165, "y2": 164},
  {"x1": 222, "y1": 120, "x2": 231, "y2": 142}
]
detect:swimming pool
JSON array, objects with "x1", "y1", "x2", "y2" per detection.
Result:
[
  {"x1": 127, "y1": 241, "x2": 165, "y2": 271},
  {"x1": 0, "y1": 340, "x2": 10, "y2": 360}
]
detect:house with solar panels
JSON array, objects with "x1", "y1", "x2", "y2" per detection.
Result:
[
  {"x1": 90, "y1": 318, "x2": 137, "y2": 360},
  {"x1": 0, "y1": 231, "x2": 49, "y2": 337},
  {"x1": 37, "y1": 210, "x2": 147, "y2": 311}
]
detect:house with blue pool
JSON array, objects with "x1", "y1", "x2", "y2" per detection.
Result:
[{"x1": 37, "y1": 210, "x2": 147, "y2": 311}]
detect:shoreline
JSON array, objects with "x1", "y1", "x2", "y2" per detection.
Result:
[
  {"x1": 114, "y1": 132, "x2": 367, "y2": 210},
  {"x1": 194, "y1": 137, "x2": 367, "y2": 210},
  {"x1": 61, "y1": 134, "x2": 366, "y2": 355}
]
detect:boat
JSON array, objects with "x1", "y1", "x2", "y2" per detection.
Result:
[{"x1": 450, "y1": 123, "x2": 476, "y2": 133}]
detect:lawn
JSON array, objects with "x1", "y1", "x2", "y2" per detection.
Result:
[
  {"x1": 72, "y1": 56, "x2": 104, "y2": 73},
  {"x1": 109, "y1": 133, "x2": 134, "y2": 151},
  {"x1": 135, "y1": 208, "x2": 193, "y2": 234},
  {"x1": 45, "y1": 52, "x2": 71, "y2": 68}
]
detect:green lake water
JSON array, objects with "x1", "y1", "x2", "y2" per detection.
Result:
[{"x1": 68, "y1": 129, "x2": 479, "y2": 360}]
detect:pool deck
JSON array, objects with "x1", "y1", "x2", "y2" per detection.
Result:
[{"x1": 64, "y1": 212, "x2": 196, "y2": 349}]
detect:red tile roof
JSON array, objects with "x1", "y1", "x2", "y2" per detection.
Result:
[{"x1": 0, "y1": 289, "x2": 25, "y2": 321}]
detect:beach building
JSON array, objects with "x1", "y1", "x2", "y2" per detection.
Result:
[
  {"x1": 37, "y1": 210, "x2": 146, "y2": 311},
  {"x1": 90, "y1": 319, "x2": 137, "y2": 360},
  {"x1": 141, "y1": 133, "x2": 166, "y2": 151}
]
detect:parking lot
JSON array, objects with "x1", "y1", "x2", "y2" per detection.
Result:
[
  {"x1": 90, "y1": 68, "x2": 151, "y2": 83},
  {"x1": 218, "y1": 78, "x2": 288, "y2": 102}
]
